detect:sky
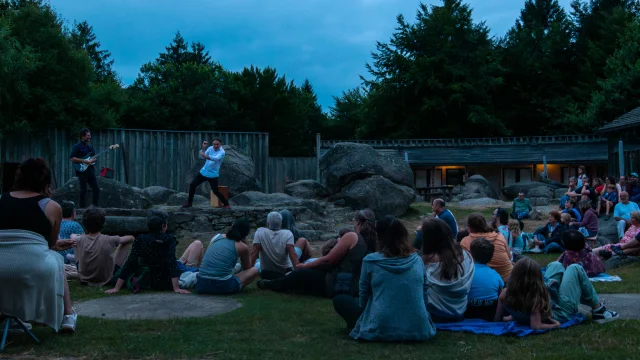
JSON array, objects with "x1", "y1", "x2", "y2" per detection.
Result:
[{"x1": 49, "y1": 0, "x2": 573, "y2": 110}]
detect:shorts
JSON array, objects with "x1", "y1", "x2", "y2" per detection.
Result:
[
  {"x1": 196, "y1": 274, "x2": 242, "y2": 295},
  {"x1": 176, "y1": 260, "x2": 198, "y2": 273}
]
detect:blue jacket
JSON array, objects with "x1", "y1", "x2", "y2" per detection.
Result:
[{"x1": 350, "y1": 252, "x2": 436, "y2": 342}]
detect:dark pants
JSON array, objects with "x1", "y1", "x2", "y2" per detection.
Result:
[
  {"x1": 77, "y1": 167, "x2": 99, "y2": 208},
  {"x1": 268, "y1": 268, "x2": 327, "y2": 297},
  {"x1": 188, "y1": 173, "x2": 228, "y2": 206},
  {"x1": 464, "y1": 300, "x2": 498, "y2": 322},
  {"x1": 260, "y1": 269, "x2": 292, "y2": 280},
  {"x1": 333, "y1": 294, "x2": 363, "y2": 330}
]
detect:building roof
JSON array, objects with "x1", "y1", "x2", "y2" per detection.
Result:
[
  {"x1": 319, "y1": 135, "x2": 608, "y2": 166},
  {"x1": 598, "y1": 107, "x2": 640, "y2": 133}
]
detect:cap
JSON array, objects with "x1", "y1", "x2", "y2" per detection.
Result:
[{"x1": 632, "y1": 172, "x2": 639, "y2": 177}]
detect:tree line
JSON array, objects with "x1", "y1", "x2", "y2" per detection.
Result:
[{"x1": 2, "y1": 0, "x2": 640, "y2": 156}]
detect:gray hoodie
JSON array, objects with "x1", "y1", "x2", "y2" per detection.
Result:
[{"x1": 425, "y1": 250, "x2": 475, "y2": 319}]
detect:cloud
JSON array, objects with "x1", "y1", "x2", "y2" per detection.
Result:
[{"x1": 49, "y1": 0, "x2": 574, "y2": 109}]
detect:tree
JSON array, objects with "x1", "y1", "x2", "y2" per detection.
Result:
[
  {"x1": 496, "y1": 0, "x2": 574, "y2": 135},
  {"x1": 70, "y1": 21, "x2": 116, "y2": 83}
]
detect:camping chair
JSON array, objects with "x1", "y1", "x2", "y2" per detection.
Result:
[{"x1": 0, "y1": 314, "x2": 39, "y2": 352}]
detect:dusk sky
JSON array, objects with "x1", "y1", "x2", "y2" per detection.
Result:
[{"x1": 49, "y1": 0, "x2": 573, "y2": 109}]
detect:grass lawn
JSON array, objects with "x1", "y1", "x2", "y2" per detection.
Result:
[{"x1": 3, "y1": 252, "x2": 639, "y2": 359}]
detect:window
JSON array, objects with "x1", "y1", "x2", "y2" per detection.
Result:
[
  {"x1": 415, "y1": 170, "x2": 428, "y2": 188},
  {"x1": 446, "y1": 169, "x2": 465, "y2": 186},
  {"x1": 503, "y1": 167, "x2": 533, "y2": 186}
]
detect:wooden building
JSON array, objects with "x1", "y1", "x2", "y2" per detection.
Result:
[
  {"x1": 319, "y1": 135, "x2": 608, "y2": 198},
  {"x1": 598, "y1": 107, "x2": 640, "y2": 176}
]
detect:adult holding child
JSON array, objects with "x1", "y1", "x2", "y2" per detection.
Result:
[
  {"x1": 257, "y1": 209, "x2": 377, "y2": 298},
  {"x1": 333, "y1": 216, "x2": 436, "y2": 341}
]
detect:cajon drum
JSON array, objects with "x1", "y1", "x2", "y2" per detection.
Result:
[{"x1": 210, "y1": 186, "x2": 229, "y2": 208}]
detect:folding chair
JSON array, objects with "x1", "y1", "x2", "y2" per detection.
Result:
[{"x1": 0, "y1": 314, "x2": 39, "y2": 352}]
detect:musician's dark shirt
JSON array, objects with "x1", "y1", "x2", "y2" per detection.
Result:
[{"x1": 69, "y1": 142, "x2": 96, "y2": 172}]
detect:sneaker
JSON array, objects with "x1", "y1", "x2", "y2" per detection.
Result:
[
  {"x1": 598, "y1": 250, "x2": 613, "y2": 260},
  {"x1": 6, "y1": 318, "x2": 32, "y2": 333},
  {"x1": 181, "y1": 203, "x2": 192, "y2": 208},
  {"x1": 530, "y1": 246, "x2": 542, "y2": 254},
  {"x1": 256, "y1": 279, "x2": 274, "y2": 290},
  {"x1": 60, "y1": 310, "x2": 77, "y2": 333},
  {"x1": 592, "y1": 306, "x2": 619, "y2": 324}
]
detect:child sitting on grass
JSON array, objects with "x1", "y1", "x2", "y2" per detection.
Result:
[
  {"x1": 495, "y1": 257, "x2": 619, "y2": 329},
  {"x1": 465, "y1": 238, "x2": 504, "y2": 321}
]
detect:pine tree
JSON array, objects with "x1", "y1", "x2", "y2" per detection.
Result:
[{"x1": 70, "y1": 21, "x2": 116, "y2": 83}]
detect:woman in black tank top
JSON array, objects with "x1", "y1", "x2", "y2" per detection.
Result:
[
  {"x1": 0, "y1": 158, "x2": 78, "y2": 332},
  {"x1": 257, "y1": 209, "x2": 377, "y2": 297}
]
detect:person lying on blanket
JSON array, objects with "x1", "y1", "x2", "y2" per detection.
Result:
[{"x1": 495, "y1": 258, "x2": 619, "y2": 330}]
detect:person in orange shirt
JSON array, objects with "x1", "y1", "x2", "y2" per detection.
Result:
[{"x1": 460, "y1": 214, "x2": 513, "y2": 283}]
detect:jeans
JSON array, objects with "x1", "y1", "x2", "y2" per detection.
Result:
[
  {"x1": 333, "y1": 294, "x2": 363, "y2": 330},
  {"x1": 545, "y1": 262, "x2": 599, "y2": 323},
  {"x1": 464, "y1": 299, "x2": 498, "y2": 322},
  {"x1": 188, "y1": 174, "x2": 228, "y2": 206},
  {"x1": 617, "y1": 220, "x2": 628, "y2": 240},
  {"x1": 266, "y1": 268, "x2": 328, "y2": 297},
  {"x1": 77, "y1": 166, "x2": 100, "y2": 208},
  {"x1": 543, "y1": 242, "x2": 564, "y2": 254},
  {"x1": 512, "y1": 211, "x2": 529, "y2": 220}
]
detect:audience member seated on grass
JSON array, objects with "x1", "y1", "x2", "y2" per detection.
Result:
[
  {"x1": 593, "y1": 177, "x2": 605, "y2": 197},
  {"x1": 495, "y1": 258, "x2": 619, "y2": 329},
  {"x1": 257, "y1": 209, "x2": 377, "y2": 298},
  {"x1": 602, "y1": 229, "x2": 640, "y2": 258},
  {"x1": 464, "y1": 238, "x2": 504, "y2": 322},
  {"x1": 74, "y1": 207, "x2": 135, "y2": 286},
  {"x1": 461, "y1": 214, "x2": 512, "y2": 283},
  {"x1": 511, "y1": 191, "x2": 532, "y2": 220},
  {"x1": 557, "y1": 230, "x2": 604, "y2": 277},
  {"x1": 456, "y1": 229, "x2": 469, "y2": 243},
  {"x1": 566, "y1": 177, "x2": 597, "y2": 208},
  {"x1": 413, "y1": 198, "x2": 458, "y2": 251},
  {"x1": 594, "y1": 211, "x2": 640, "y2": 259},
  {"x1": 570, "y1": 200, "x2": 598, "y2": 238},
  {"x1": 562, "y1": 200, "x2": 582, "y2": 222},
  {"x1": 531, "y1": 211, "x2": 567, "y2": 254},
  {"x1": 508, "y1": 219, "x2": 525, "y2": 259},
  {"x1": 333, "y1": 216, "x2": 436, "y2": 342},
  {"x1": 280, "y1": 209, "x2": 313, "y2": 262},
  {"x1": 105, "y1": 210, "x2": 191, "y2": 295},
  {"x1": 0, "y1": 158, "x2": 77, "y2": 332},
  {"x1": 627, "y1": 172, "x2": 640, "y2": 203},
  {"x1": 57, "y1": 201, "x2": 84, "y2": 264},
  {"x1": 596, "y1": 183, "x2": 618, "y2": 220},
  {"x1": 559, "y1": 177, "x2": 577, "y2": 210},
  {"x1": 195, "y1": 219, "x2": 258, "y2": 295},
  {"x1": 250, "y1": 212, "x2": 298, "y2": 280},
  {"x1": 421, "y1": 218, "x2": 474, "y2": 323},
  {"x1": 492, "y1": 208, "x2": 511, "y2": 247},
  {"x1": 176, "y1": 239, "x2": 204, "y2": 273},
  {"x1": 613, "y1": 192, "x2": 640, "y2": 240}
]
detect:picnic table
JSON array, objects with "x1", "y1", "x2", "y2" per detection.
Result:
[{"x1": 416, "y1": 185, "x2": 455, "y2": 202}]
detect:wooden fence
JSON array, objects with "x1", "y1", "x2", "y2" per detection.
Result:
[
  {"x1": 0, "y1": 128, "x2": 271, "y2": 192},
  {"x1": 268, "y1": 157, "x2": 317, "y2": 193}
]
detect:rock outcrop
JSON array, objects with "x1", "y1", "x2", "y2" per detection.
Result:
[
  {"x1": 284, "y1": 180, "x2": 332, "y2": 199},
  {"x1": 52, "y1": 177, "x2": 151, "y2": 209}
]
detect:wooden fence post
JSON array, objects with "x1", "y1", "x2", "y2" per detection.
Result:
[{"x1": 316, "y1": 133, "x2": 321, "y2": 182}]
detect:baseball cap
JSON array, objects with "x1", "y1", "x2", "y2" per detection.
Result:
[{"x1": 632, "y1": 172, "x2": 639, "y2": 177}]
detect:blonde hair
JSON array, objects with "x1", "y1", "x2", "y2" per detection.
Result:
[
  {"x1": 508, "y1": 219, "x2": 521, "y2": 236},
  {"x1": 631, "y1": 211, "x2": 640, "y2": 223},
  {"x1": 560, "y1": 213, "x2": 572, "y2": 224}
]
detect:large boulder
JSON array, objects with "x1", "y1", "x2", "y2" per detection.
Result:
[
  {"x1": 166, "y1": 192, "x2": 208, "y2": 207},
  {"x1": 342, "y1": 175, "x2": 415, "y2": 218},
  {"x1": 604, "y1": 256, "x2": 640, "y2": 270},
  {"x1": 455, "y1": 175, "x2": 497, "y2": 201},
  {"x1": 52, "y1": 177, "x2": 151, "y2": 209},
  {"x1": 319, "y1": 143, "x2": 413, "y2": 194},
  {"x1": 554, "y1": 188, "x2": 568, "y2": 199},
  {"x1": 284, "y1": 180, "x2": 331, "y2": 199},
  {"x1": 142, "y1": 186, "x2": 177, "y2": 205},
  {"x1": 598, "y1": 217, "x2": 619, "y2": 241},
  {"x1": 230, "y1": 191, "x2": 325, "y2": 214},
  {"x1": 502, "y1": 181, "x2": 562, "y2": 199},
  {"x1": 457, "y1": 198, "x2": 506, "y2": 208},
  {"x1": 101, "y1": 216, "x2": 149, "y2": 235},
  {"x1": 528, "y1": 186, "x2": 554, "y2": 199},
  {"x1": 185, "y1": 145, "x2": 261, "y2": 199}
]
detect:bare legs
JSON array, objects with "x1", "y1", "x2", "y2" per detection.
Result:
[
  {"x1": 236, "y1": 267, "x2": 259, "y2": 288},
  {"x1": 63, "y1": 278, "x2": 73, "y2": 315},
  {"x1": 179, "y1": 240, "x2": 204, "y2": 268},
  {"x1": 295, "y1": 238, "x2": 312, "y2": 262},
  {"x1": 113, "y1": 242, "x2": 133, "y2": 267},
  {"x1": 617, "y1": 238, "x2": 640, "y2": 255}
]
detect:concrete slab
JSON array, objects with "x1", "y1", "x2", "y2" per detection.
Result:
[
  {"x1": 75, "y1": 293, "x2": 241, "y2": 320},
  {"x1": 578, "y1": 293, "x2": 640, "y2": 320}
]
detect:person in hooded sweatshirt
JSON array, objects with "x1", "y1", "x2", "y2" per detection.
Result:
[
  {"x1": 421, "y1": 218, "x2": 475, "y2": 323},
  {"x1": 461, "y1": 214, "x2": 513, "y2": 283},
  {"x1": 333, "y1": 216, "x2": 436, "y2": 342}
]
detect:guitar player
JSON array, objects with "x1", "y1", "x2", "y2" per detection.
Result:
[{"x1": 69, "y1": 128, "x2": 100, "y2": 208}]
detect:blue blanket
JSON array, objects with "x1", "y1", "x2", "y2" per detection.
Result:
[{"x1": 435, "y1": 314, "x2": 586, "y2": 337}]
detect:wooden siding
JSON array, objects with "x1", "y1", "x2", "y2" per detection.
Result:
[
  {"x1": 268, "y1": 157, "x2": 317, "y2": 193},
  {"x1": 0, "y1": 128, "x2": 270, "y2": 192}
]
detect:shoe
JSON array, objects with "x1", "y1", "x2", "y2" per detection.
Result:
[
  {"x1": 181, "y1": 203, "x2": 192, "y2": 208},
  {"x1": 60, "y1": 310, "x2": 77, "y2": 333},
  {"x1": 223, "y1": 205, "x2": 231, "y2": 209},
  {"x1": 6, "y1": 318, "x2": 32, "y2": 333},
  {"x1": 598, "y1": 250, "x2": 613, "y2": 260},
  {"x1": 592, "y1": 306, "x2": 619, "y2": 324},
  {"x1": 611, "y1": 245, "x2": 625, "y2": 256},
  {"x1": 530, "y1": 247, "x2": 542, "y2": 254},
  {"x1": 256, "y1": 279, "x2": 274, "y2": 290}
]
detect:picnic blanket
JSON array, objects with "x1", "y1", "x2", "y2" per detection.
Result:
[
  {"x1": 435, "y1": 314, "x2": 586, "y2": 337},
  {"x1": 0, "y1": 229, "x2": 65, "y2": 331},
  {"x1": 589, "y1": 273, "x2": 622, "y2": 282}
]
